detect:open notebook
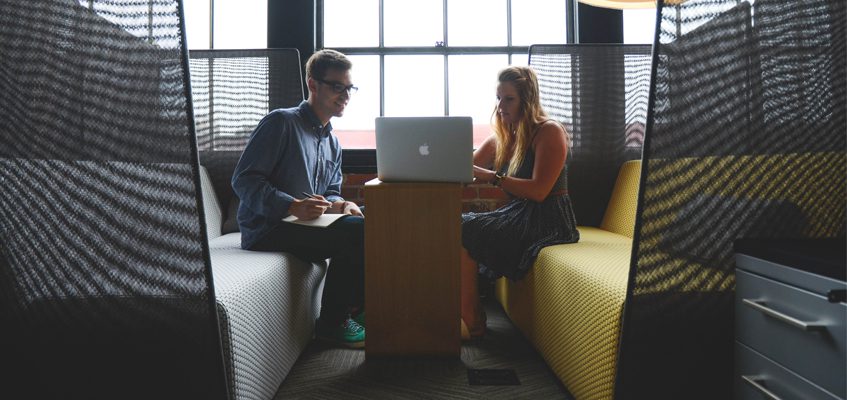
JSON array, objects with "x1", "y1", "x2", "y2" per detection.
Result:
[{"x1": 282, "y1": 214, "x2": 347, "y2": 228}]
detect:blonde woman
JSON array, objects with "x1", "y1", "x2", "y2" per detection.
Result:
[{"x1": 461, "y1": 66, "x2": 579, "y2": 338}]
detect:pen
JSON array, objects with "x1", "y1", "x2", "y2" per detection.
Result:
[{"x1": 301, "y1": 192, "x2": 330, "y2": 204}]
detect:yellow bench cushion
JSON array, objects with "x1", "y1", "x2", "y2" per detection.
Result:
[{"x1": 496, "y1": 227, "x2": 631, "y2": 400}]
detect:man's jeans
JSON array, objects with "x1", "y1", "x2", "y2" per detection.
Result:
[{"x1": 251, "y1": 215, "x2": 364, "y2": 324}]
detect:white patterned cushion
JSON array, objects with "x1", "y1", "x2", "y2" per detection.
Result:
[
  {"x1": 199, "y1": 165, "x2": 223, "y2": 240},
  {"x1": 211, "y1": 246, "x2": 326, "y2": 400},
  {"x1": 202, "y1": 165, "x2": 327, "y2": 400},
  {"x1": 209, "y1": 232, "x2": 243, "y2": 250}
]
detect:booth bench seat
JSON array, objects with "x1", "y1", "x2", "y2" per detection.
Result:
[
  {"x1": 496, "y1": 160, "x2": 640, "y2": 400},
  {"x1": 199, "y1": 166, "x2": 327, "y2": 400}
]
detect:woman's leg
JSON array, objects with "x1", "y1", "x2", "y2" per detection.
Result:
[{"x1": 461, "y1": 247, "x2": 485, "y2": 337}]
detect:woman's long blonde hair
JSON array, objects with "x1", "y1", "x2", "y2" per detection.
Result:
[{"x1": 491, "y1": 66, "x2": 549, "y2": 176}]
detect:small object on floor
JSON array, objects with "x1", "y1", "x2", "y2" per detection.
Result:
[
  {"x1": 316, "y1": 317, "x2": 365, "y2": 349},
  {"x1": 467, "y1": 369, "x2": 521, "y2": 386}
]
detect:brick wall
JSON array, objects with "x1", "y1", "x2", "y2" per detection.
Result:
[
  {"x1": 340, "y1": 173, "x2": 374, "y2": 204},
  {"x1": 342, "y1": 173, "x2": 509, "y2": 213}
]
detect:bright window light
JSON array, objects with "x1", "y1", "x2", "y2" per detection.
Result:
[
  {"x1": 448, "y1": 0, "x2": 507, "y2": 46},
  {"x1": 183, "y1": 0, "x2": 210, "y2": 49},
  {"x1": 512, "y1": 0, "x2": 567, "y2": 45},
  {"x1": 213, "y1": 0, "x2": 267, "y2": 49},
  {"x1": 183, "y1": 0, "x2": 266, "y2": 50},
  {"x1": 325, "y1": 0, "x2": 569, "y2": 148},
  {"x1": 449, "y1": 54, "x2": 509, "y2": 145},
  {"x1": 384, "y1": 0, "x2": 443, "y2": 47},
  {"x1": 324, "y1": 0, "x2": 378, "y2": 47},
  {"x1": 448, "y1": 54, "x2": 507, "y2": 124},
  {"x1": 331, "y1": 55, "x2": 380, "y2": 149},
  {"x1": 384, "y1": 55, "x2": 444, "y2": 117},
  {"x1": 624, "y1": 8, "x2": 656, "y2": 44}
]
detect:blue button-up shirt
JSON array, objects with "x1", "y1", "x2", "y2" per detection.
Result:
[{"x1": 232, "y1": 101, "x2": 344, "y2": 249}]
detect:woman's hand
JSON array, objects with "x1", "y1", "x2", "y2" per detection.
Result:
[
  {"x1": 473, "y1": 165, "x2": 497, "y2": 184},
  {"x1": 288, "y1": 196, "x2": 331, "y2": 220}
]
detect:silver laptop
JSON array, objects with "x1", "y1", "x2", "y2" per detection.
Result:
[{"x1": 375, "y1": 116, "x2": 474, "y2": 183}]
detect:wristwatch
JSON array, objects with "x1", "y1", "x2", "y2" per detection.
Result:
[{"x1": 492, "y1": 172, "x2": 505, "y2": 187}]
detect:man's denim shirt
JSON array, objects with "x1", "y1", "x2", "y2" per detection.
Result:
[{"x1": 232, "y1": 101, "x2": 344, "y2": 249}]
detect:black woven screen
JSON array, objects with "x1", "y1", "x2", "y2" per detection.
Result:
[
  {"x1": 189, "y1": 49, "x2": 304, "y2": 223},
  {"x1": 617, "y1": 0, "x2": 846, "y2": 398},
  {"x1": 0, "y1": 1, "x2": 227, "y2": 398},
  {"x1": 189, "y1": 48, "x2": 304, "y2": 152},
  {"x1": 529, "y1": 44, "x2": 652, "y2": 226}
]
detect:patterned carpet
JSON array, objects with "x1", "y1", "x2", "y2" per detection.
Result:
[{"x1": 274, "y1": 298, "x2": 575, "y2": 399}]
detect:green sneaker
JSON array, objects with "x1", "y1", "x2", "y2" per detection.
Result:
[
  {"x1": 352, "y1": 311, "x2": 365, "y2": 327},
  {"x1": 317, "y1": 317, "x2": 365, "y2": 349}
]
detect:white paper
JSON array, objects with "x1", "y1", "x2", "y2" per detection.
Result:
[{"x1": 281, "y1": 213, "x2": 347, "y2": 228}]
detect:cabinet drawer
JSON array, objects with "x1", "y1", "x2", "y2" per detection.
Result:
[
  {"x1": 736, "y1": 342, "x2": 840, "y2": 400},
  {"x1": 736, "y1": 269, "x2": 846, "y2": 398}
]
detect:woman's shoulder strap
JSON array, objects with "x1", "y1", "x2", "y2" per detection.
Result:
[{"x1": 531, "y1": 119, "x2": 564, "y2": 143}]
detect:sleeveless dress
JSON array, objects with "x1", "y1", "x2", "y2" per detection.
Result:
[{"x1": 461, "y1": 141, "x2": 580, "y2": 281}]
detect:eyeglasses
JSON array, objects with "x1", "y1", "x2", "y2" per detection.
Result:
[{"x1": 315, "y1": 78, "x2": 358, "y2": 95}]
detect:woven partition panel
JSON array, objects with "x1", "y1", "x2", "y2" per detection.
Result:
[
  {"x1": 0, "y1": 1, "x2": 227, "y2": 398},
  {"x1": 189, "y1": 48, "x2": 304, "y2": 152},
  {"x1": 189, "y1": 49, "x2": 304, "y2": 222},
  {"x1": 617, "y1": 0, "x2": 846, "y2": 398},
  {"x1": 529, "y1": 44, "x2": 651, "y2": 227}
]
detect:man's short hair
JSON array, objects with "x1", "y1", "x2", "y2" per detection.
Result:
[{"x1": 305, "y1": 49, "x2": 352, "y2": 81}]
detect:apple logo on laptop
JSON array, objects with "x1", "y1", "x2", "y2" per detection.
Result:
[{"x1": 418, "y1": 143, "x2": 430, "y2": 156}]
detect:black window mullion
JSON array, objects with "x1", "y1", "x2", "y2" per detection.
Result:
[
  {"x1": 208, "y1": 0, "x2": 215, "y2": 150},
  {"x1": 379, "y1": 54, "x2": 385, "y2": 117},
  {"x1": 316, "y1": 0, "x2": 577, "y2": 170},
  {"x1": 209, "y1": 0, "x2": 214, "y2": 49},
  {"x1": 331, "y1": 46, "x2": 529, "y2": 55},
  {"x1": 379, "y1": 0, "x2": 384, "y2": 116},
  {"x1": 444, "y1": 54, "x2": 449, "y2": 115},
  {"x1": 568, "y1": 0, "x2": 579, "y2": 43},
  {"x1": 315, "y1": 0, "x2": 324, "y2": 49},
  {"x1": 507, "y1": 0, "x2": 512, "y2": 64},
  {"x1": 443, "y1": 0, "x2": 449, "y2": 116},
  {"x1": 321, "y1": 0, "x2": 539, "y2": 121},
  {"x1": 147, "y1": 1, "x2": 153, "y2": 43}
]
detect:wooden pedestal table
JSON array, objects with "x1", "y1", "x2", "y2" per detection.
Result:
[{"x1": 363, "y1": 179, "x2": 461, "y2": 357}]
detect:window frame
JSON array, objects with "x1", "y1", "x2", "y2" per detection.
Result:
[
  {"x1": 318, "y1": 46, "x2": 530, "y2": 117},
  {"x1": 186, "y1": 1, "x2": 583, "y2": 173},
  {"x1": 318, "y1": 0, "x2": 578, "y2": 117},
  {"x1": 318, "y1": 0, "x2": 578, "y2": 172},
  {"x1": 315, "y1": 0, "x2": 576, "y2": 155}
]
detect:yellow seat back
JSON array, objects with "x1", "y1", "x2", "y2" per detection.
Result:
[{"x1": 599, "y1": 160, "x2": 642, "y2": 238}]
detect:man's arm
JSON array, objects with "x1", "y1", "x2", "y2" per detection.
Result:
[{"x1": 231, "y1": 113, "x2": 296, "y2": 222}]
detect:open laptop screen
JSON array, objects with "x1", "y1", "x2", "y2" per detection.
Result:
[{"x1": 375, "y1": 116, "x2": 474, "y2": 183}]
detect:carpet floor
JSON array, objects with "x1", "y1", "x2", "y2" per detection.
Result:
[{"x1": 274, "y1": 298, "x2": 574, "y2": 399}]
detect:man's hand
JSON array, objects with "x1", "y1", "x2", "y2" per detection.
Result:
[
  {"x1": 288, "y1": 196, "x2": 331, "y2": 220},
  {"x1": 331, "y1": 200, "x2": 363, "y2": 217}
]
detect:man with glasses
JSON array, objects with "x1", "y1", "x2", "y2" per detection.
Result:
[{"x1": 232, "y1": 49, "x2": 366, "y2": 348}]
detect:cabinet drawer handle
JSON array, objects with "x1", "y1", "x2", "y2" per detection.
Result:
[
  {"x1": 742, "y1": 299, "x2": 826, "y2": 331},
  {"x1": 741, "y1": 375, "x2": 783, "y2": 400}
]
